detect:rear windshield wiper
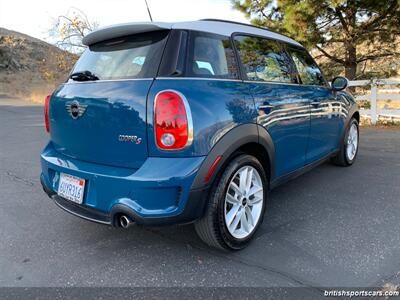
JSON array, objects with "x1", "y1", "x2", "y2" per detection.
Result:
[{"x1": 69, "y1": 70, "x2": 100, "y2": 82}]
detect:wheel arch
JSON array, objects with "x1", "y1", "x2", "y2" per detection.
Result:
[
  {"x1": 190, "y1": 123, "x2": 275, "y2": 191},
  {"x1": 352, "y1": 111, "x2": 360, "y2": 123},
  {"x1": 334, "y1": 103, "x2": 360, "y2": 161},
  {"x1": 340, "y1": 106, "x2": 360, "y2": 143}
]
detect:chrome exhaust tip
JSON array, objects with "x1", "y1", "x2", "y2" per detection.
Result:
[{"x1": 119, "y1": 215, "x2": 133, "y2": 229}]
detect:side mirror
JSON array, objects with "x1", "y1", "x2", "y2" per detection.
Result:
[{"x1": 331, "y1": 76, "x2": 348, "y2": 91}]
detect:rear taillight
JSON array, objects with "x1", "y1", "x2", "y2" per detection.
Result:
[
  {"x1": 44, "y1": 95, "x2": 51, "y2": 133},
  {"x1": 154, "y1": 90, "x2": 193, "y2": 150}
]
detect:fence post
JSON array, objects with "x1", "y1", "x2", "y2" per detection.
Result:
[{"x1": 370, "y1": 79, "x2": 378, "y2": 125}]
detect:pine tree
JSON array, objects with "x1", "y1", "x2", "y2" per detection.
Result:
[{"x1": 232, "y1": 0, "x2": 400, "y2": 80}]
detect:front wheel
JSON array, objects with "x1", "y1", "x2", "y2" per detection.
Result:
[
  {"x1": 194, "y1": 154, "x2": 267, "y2": 250},
  {"x1": 331, "y1": 118, "x2": 359, "y2": 166}
]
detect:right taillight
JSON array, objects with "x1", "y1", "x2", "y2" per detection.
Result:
[
  {"x1": 44, "y1": 94, "x2": 51, "y2": 133},
  {"x1": 154, "y1": 90, "x2": 193, "y2": 150}
]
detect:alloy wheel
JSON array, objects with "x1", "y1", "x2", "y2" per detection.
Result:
[
  {"x1": 346, "y1": 123, "x2": 358, "y2": 161},
  {"x1": 224, "y1": 165, "x2": 264, "y2": 239}
]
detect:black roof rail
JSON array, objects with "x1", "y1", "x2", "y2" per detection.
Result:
[{"x1": 199, "y1": 18, "x2": 296, "y2": 42}]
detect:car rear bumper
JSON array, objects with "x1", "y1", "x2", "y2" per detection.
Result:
[{"x1": 40, "y1": 142, "x2": 208, "y2": 226}]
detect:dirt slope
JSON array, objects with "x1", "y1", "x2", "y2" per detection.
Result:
[{"x1": 0, "y1": 27, "x2": 77, "y2": 103}]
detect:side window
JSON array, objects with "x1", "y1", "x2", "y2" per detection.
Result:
[
  {"x1": 187, "y1": 32, "x2": 239, "y2": 79},
  {"x1": 234, "y1": 35, "x2": 296, "y2": 83},
  {"x1": 288, "y1": 48, "x2": 326, "y2": 86}
]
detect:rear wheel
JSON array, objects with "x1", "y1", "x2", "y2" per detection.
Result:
[
  {"x1": 331, "y1": 118, "x2": 359, "y2": 166},
  {"x1": 194, "y1": 154, "x2": 267, "y2": 250}
]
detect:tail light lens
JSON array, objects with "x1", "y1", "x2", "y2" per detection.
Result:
[
  {"x1": 44, "y1": 95, "x2": 51, "y2": 133},
  {"x1": 154, "y1": 90, "x2": 193, "y2": 150}
]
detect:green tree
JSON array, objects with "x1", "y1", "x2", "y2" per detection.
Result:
[{"x1": 232, "y1": 0, "x2": 400, "y2": 80}]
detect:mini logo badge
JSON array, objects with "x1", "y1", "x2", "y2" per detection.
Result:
[{"x1": 66, "y1": 100, "x2": 87, "y2": 119}]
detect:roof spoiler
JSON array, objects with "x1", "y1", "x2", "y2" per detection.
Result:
[{"x1": 82, "y1": 22, "x2": 172, "y2": 46}]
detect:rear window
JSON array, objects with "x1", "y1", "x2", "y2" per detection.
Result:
[
  {"x1": 186, "y1": 32, "x2": 239, "y2": 79},
  {"x1": 71, "y1": 31, "x2": 169, "y2": 81}
]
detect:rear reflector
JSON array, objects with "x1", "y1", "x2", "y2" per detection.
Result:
[
  {"x1": 204, "y1": 156, "x2": 222, "y2": 183},
  {"x1": 44, "y1": 95, "x2": 51, "y2": 133},
  {"x1": 154, "y1": 90, "x2": 193, "y2": 150}
]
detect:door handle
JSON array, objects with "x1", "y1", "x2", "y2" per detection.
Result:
[{"x1": 258, "y1": 104, "x2": 274, "y2": 109}]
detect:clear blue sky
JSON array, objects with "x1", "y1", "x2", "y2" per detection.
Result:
[{"x1": 0, "y1": 0, "x2": 249, "y2": 42}]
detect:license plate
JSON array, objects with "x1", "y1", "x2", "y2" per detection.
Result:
[{"x1": 57, "y1": 173, "x2": 86, "y2": 204}]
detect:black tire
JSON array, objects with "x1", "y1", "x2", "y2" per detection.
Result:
[
  {"x1": 194, "y1": 154, "x2": 268, "y2": 250},
  {"x1": 331, "y1": 118, "x2": 359, "y2": 166}
]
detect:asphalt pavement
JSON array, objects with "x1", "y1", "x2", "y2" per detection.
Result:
[{"x1": 1, "y1": 99, "x2": 400, "y2": 293}]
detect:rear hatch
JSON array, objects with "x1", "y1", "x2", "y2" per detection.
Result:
[{"x1": 49, "y1": 30, "x2": 169, "y2": 169}]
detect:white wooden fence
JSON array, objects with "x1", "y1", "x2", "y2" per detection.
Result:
[{"x1": 348, "y1": 79, "x2": 400, "y2": 125}]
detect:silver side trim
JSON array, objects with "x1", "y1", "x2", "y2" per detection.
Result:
[{"x1": 156, "y1": 77, "x2": 242, "y2": 82}]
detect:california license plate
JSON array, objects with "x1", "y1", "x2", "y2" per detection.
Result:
[{"x1": 57, "y1": 173, "x2": 86, "y2": 204}]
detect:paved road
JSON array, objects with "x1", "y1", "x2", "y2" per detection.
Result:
[{"x1": 1, "y1": 100, "x2": 400, "y2": 291}]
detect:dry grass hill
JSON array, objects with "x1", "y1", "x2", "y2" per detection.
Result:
[{"x1": 0, "y1": 27, "x2": 77, "y2": 103}]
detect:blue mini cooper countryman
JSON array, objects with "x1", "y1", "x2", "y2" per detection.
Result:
[{"x1": 40, "y1": 19, "x2": 359, "y2": 250}]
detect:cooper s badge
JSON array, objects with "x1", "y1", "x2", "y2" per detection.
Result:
[{"x1": 118, "y1": 135, "x2": 142, "y2": 145}]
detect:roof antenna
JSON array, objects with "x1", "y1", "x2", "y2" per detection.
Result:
[{"x1": 144, "y1": 0, "x2": 153, "y2": 22}]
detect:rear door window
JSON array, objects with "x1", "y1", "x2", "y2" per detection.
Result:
[
  {"x1": 287, "y1": 48, "x2": 326, "y2": 86},
  {"x1": 234, "y1": 35, "x2": 296, "y2": 83},
  {"x1": 71, "y1": 30, "x2": 169, "y2": 80},
  {"x1": 186, "y1": 32, "x2": 239, "y2": 79}
]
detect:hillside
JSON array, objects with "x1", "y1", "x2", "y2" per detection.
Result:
[{"x1": 0, "y1": 27, "x2": 78, "y2": 103}]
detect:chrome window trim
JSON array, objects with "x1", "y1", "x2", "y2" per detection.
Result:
[
  {"x1": 243, "y1": 80, "x2": 329, "y2": 88},
  {"x1": 243, "y1": 80, "x2": 299, "y2": 86},
  {"x1": 64, "y1": 76, "x2": 330, "y2": 88},
  {"x1": 153, "y1": 89, "x2": 194, "y2": 151},
  {"x1": 64, "y1": 78, "x2": 154, "y2": 84},
  {"x1": 156, "y1": 77, "x2": 243, "y2": 82}
]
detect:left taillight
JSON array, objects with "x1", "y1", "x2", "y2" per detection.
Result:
[
  {"x1": 44, "y1": 94, "x2": 51, "y2": 133},
  {"x1": 154, "y1": 90, "x2": 193, "y2": 150}
]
